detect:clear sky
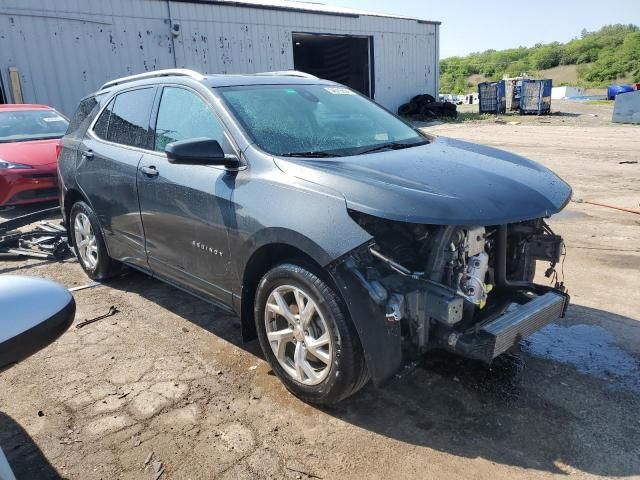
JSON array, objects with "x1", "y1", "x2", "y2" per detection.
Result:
[{"x1": 327, "y1": 0, "x2": 640, "y2": 57}]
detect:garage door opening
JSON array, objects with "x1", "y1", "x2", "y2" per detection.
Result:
[
  {"x1": 0, "y1": 75, "x2": 6, "y2": 104},
  {"x1": 292, "y1": 33, "x2": 372, "y2": 97}
]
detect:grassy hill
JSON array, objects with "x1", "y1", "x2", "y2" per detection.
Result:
[{"x1": 440, "y1": 24, "x2": 640, "y2": 94}]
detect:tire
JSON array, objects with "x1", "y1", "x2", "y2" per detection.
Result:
[
  {"x1": 420, "y1": 93, "x2": 436, "y2": 104},
  {"x1": 69, "y1": 201, "x2": 123, "y2": 281},
  {"x1": 397, "y1": 103, "x2": 412, "y2": 116},
  {"x1": 254, "y1": 263, "x2": 369, "y2": 404},
  {"x1": 410, "y1": 94, "x2": 435, "y2": 107}
]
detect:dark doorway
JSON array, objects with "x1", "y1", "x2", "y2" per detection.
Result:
[
  {"x1": 0, "y1": 74, "x2": 6, "y2": 104},
  {"x1": 292, "y1": 33, "x2": 372, "y2": 97}
]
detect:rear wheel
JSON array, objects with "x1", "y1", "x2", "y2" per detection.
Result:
[
  {"x1": 254, "y1": 263, "x2": 369, "y2": 404},
  {"x1": 70, "y1": 201, "x2": 123, "y2": 280}
]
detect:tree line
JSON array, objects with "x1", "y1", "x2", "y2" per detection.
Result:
[{"x1": 440, "y1": 24, "x2": 640, "y2": 93}]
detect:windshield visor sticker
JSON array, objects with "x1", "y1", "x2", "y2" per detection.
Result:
[
  {"x1": 324, "y1": 87, "x2": 356, "y2": 95},
  {"x1": 43, "y1": 116, "x2": 66, "y2": 123}
]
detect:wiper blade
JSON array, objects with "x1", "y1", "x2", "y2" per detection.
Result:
[
  {"x1": 280, "y1": 151, "x2": 341, "y2": 158},
  {"x1": 357, "y1": 141, "x2": 425, "y2": 155}
]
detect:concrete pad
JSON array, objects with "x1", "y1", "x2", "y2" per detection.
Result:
[
  {"x1": 128, "y1": 391, "x2": 170, "y2": 420},
  {"x1": 150, "y1": 404, "x2": 200, "y2": 431},
  {"x1": 84, "y1": 414, "x2": 135, "y2": 437}
]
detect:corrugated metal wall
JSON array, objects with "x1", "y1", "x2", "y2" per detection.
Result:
[{"x1": 0, "y1": 0, "x2": 438, "y2": 115}]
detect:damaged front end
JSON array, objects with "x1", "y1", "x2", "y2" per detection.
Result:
[{"x1": 330, "y1": 210, "x2": 569, "y2": 385}]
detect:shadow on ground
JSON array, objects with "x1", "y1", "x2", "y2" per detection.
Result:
[
  {"x1": 0, "y1": 413, "x2": 61, "y2": 480},
  {"x1": 82, "y1": 271, "x2": 640, "y2": 477}
]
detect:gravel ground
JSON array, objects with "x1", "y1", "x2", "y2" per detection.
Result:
[{"x1": 1, "y1": 99, "x2": 639, "y2": 479}]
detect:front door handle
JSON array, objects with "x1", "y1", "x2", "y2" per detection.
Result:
[
  {"x1": 81, "y1": 150, "x2": 94, "y2": 160},
  {"x1": 140, "y1": 165, "x2": 159, "y2": 177}
]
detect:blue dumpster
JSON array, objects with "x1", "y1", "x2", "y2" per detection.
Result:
[
  {"x1": 520, "y1": 79, "x2": 552, "y2": 114},
  {"x1": 607, "y1": 84, "x2": 634, "y2": 100},
  {"x1": 478, "y1": 81, "x2": 506, "y2": 114}
]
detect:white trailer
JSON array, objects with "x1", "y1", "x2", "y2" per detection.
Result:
[{"x1": 551, "y1": 86, "x2": 585, "y2": 99}]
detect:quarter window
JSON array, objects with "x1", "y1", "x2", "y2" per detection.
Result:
[
  {"x1": 66, "y1": 96, "x2": 98, "y2": 138},
  {"x1": 92, "y1": 98, "x2": 113, "y2": 140},
  {"x1": 154, "y1": 87, "x2": 229, "y2": 152}
]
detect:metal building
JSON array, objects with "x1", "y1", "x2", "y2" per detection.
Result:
[{"x1": 0, "y1": 0, "x2": 440, "y2": 116}]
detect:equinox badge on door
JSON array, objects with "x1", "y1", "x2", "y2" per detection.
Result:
[{"x1": 192, "y1": 240, "x2": 224, "y2": 257}]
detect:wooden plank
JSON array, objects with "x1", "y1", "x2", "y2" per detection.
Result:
[{"x1": 8, "y1": 67, "x2": 23, "y2": 104}]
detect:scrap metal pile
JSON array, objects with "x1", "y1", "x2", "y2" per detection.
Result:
[
  {"x1": 398, "y1": 94, "x2": 458, "y2": 119},
  {"x1": 0, "y1": 207, "x2": 71, "y2": 260}
]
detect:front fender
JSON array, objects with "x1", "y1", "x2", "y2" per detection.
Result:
[
  {"x1": 227, "y1": 170, "x2": 373, "y2": 293},
  {"x1": 328, "y1": 255, "x2": 402, "y2": 387},
  {"x1": 238, "y1": 227, "x2": 334, "y2": 272}
]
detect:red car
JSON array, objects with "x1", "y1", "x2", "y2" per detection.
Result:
[{"x1": 0, "y1": 104, "x2": 69, "y2": 207}]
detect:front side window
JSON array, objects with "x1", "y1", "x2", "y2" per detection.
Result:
[
  {"x1": 0, "y1": 109, "x2": 68, "y2": 143},
  {"x1": 154, "y1": 87, "x2": 229, "y2": 152},
  {"x1": 93, "y1": 87, "x2": 155, "y2": 149},
  {"x1": 218, "y1": 84, "x2": 426, "y2": 157}
]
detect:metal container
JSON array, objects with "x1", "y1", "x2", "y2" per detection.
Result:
[
  {"x1": 519, "y1": 79, "x2": 552, "y2": 115},
  {"x1": 478, "y1": 81, "x2": 506, "y2": 114},
  {"x1": 612, "y1": 90, "x2": 640, "y2": 124},
  {"x1": 504, "y1": 78, "x2": 522, "y2": 111}
]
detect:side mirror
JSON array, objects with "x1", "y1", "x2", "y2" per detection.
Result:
[
  {"x1": 0, "y1": 276, "x2": 75, "y2": 372},
  {"x1": 165, "y1": 138, "x2": 240, "y2": 169}
]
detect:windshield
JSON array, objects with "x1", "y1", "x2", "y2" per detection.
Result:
[
  {"x1": 218, "y1": 84, "x2": 426, "y2": 157},
  {"x1": 0, "y1": 109, "x2": 69, "y2": 143}
]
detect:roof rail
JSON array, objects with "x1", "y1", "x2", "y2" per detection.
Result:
[
  {"x1": 100, "y1": 69, "x2": 205, "y2": 90},
  {"x1": 255, "y1": 70, "x2": 319, "y2": 79}
]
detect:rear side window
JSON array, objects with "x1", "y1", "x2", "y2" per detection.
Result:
[
  {"x1": 154, "y1": 87, "x2": 230, "y2": 152},
  {"x1": 66, "y1": 96, "x2": 98, "y2": 138},
  {"x1": 92, "y1": 87, "x2": 155, "y2": 149}
]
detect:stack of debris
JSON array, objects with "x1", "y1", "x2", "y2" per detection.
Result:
[
  {"x1": 0, "y1": 207, "x2": 70, "y2": 260},
  {"x1": 398, "y1": 94, "x2": 457, "y2": 119}
]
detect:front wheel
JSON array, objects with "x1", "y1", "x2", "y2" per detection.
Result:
[{"x1": 254, "y1": 263, "x2": 369, "y2": 404}]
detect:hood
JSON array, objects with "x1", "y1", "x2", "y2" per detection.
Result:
[
  {"x1": 0, "y1": 138, "x2": 60, "y2": 167},
  {"x1": 274, "y1": 136, "x2": 572, "y2": 225}
]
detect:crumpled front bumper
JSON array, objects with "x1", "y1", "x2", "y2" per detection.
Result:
[{"x1": 449, "y1": 290, "x2": 570, "y2": 362}]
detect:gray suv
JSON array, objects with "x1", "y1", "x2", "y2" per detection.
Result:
[{"x1": 59, "y1": 69, "x2": 571, "y2": 404}]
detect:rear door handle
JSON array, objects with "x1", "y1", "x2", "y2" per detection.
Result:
[
  {"x1": 140, "y1": 165, "x2": 159, "y2": 177},
  {"x1": 81, "y1": 150, "x2": 94, "y2": 160}
]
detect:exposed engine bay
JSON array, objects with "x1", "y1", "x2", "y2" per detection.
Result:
[{"x1": 345, "y1": 210, "x2": 569, "y2": 362}]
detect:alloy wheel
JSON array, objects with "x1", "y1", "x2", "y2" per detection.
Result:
[
  {"x1": 264, "y1": 285, "x2": 334, "y2": 385},
  {"x1": 73, "y1": 212, "x2": 98, "y2": 270}
]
